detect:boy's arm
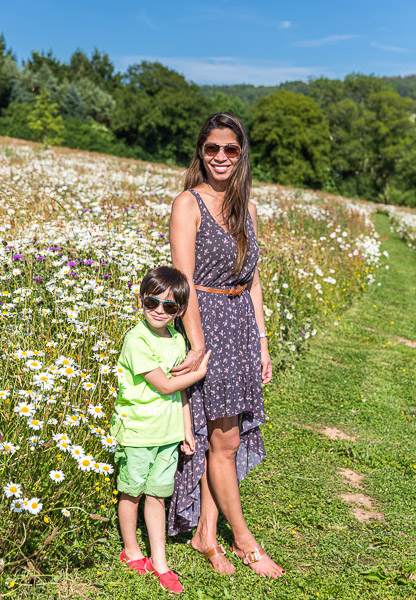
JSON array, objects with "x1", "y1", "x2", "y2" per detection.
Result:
[
  {"x1": 181, "y1": 390, "x2": 195, "y2": 455},
  {"x1": 142, "y1": 350, "x2": 210, "y2": 396}
]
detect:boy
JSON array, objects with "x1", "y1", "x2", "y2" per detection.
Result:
[{"x1": 110, "y1": 266, "x2": 209, "y2": 594}]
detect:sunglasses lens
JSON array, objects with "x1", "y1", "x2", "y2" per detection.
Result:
[
  {"x1": 225, "y1": 145, "x2": 240, "y2": 158},
  {"x1": 164, "y1": 302, "x2": 180, "y2": 315},
  {"x1": 143, "y1": 297, "x2": 180, "y2": 315},
  {"x1": 143, "y1": 297, "x2": 159, "y2": 310},
  {"x1": 204, "y1": 144, "x2": 219, "y2": 156}
]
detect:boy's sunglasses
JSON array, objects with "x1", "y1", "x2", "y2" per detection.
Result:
[
  {"x1": 202, "y1": 143, "x2": 241, "y2": 159},
  {"x1": 143, "y1": 296, "x2": 181, "y2": 316}
]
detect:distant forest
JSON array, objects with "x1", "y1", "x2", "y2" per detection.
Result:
[{"x1": 1, "y1": 34, "x2": 416, "y2": 206}]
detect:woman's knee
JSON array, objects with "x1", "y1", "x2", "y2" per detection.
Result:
[{"x1": 208, "y1": 427, "x2": 240, "y2": 458}]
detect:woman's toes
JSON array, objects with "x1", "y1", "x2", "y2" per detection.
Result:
[{"x1": 210, "y1": 554, "x2": 235, "y2": 575}]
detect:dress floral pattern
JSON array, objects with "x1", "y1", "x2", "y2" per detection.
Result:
[{"x1": 167, "y1": 189, "x2": 266, "y2": 536}]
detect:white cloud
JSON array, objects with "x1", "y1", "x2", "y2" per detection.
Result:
[
  {"x1": 279, "y1": 21, "x2": 292, "y2": 29},
  {"x1": 296, "y1": 34, "x2": 359, "y2": 48},
  {"x1": 114, "y1": 55, "x2": 330, "y2": 85},
  {"x1": 371, "y1": 42, "x2": 411, "y2": 54}
]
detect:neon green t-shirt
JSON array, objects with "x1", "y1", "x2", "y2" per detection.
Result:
[{"x1": 110, "y1": 320, "x2": 186, "y2": 447}]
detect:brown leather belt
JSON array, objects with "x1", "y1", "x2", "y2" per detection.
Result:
[{"x1": 194, "y1": 283, "x2": 247, "y2": 298}]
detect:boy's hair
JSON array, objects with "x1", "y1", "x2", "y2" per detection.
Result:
[{"x1": 140, "y1": 266, "x2": 190, "y2": 308}]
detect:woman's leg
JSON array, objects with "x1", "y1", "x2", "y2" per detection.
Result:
[
  {"x1": 144, "y1": 495, "x2": 169, "y2": 574},
  {"x1": 191, "y1": 461, "x2": 235, "y2": 574},
  {"x1": 118, "y1": 493, "x2": 145, "y2": 561},
  {"x1": 204, "y1": 416, "x2": 285, "y2": 578}
]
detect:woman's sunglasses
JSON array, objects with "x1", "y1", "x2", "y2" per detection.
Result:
[
  {"x1": 203, "y1": 143, "x2": 241, "y2": 159},
  {"x1": 142, "y1": 296, "x2": 181, "y2": 316}
]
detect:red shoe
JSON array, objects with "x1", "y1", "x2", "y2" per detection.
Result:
[
  {"x1": 119, "y1": 549, "x2": 147, "y2": 574},
  {"x1": 146, "y1": 558, "x2": 183, "y2": 594}
]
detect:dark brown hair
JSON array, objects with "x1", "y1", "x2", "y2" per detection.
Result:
[
  {"x1": 184, "y1": 112, "x2": 252, "y2": 274},
  {"x1": 140, "y1": 266, "x2": 190, "y2": 308}
]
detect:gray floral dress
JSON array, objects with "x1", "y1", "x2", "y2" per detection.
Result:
[{"x1": 168, "y1": 189, "x2": 266, "y2": 535}]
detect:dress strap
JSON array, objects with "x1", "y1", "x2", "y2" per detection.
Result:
[{"x1": 188, "y1": 189, "x2": 210, "y2": 217}]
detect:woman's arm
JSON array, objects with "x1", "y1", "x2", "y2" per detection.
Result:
[
  {"x1": 169, "y1": 191, "x2": 206, "y2": 375},
  {"x1": 248, "y1": 202, "x2": 273, "y2": 384}
]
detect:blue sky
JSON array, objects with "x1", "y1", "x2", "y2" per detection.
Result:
[{"x1": 2, "y1": 0, "x2": 416, "y2": 85}]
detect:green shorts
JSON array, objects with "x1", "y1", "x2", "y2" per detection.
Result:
[{"x1": 114, "y1": 443, "x2": 179, "y2": 498}]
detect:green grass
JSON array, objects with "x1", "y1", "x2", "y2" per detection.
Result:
[{"x1": 4, "y1": 212, "x2": 416, "y2": 599}]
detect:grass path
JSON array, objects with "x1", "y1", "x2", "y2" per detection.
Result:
[{"x1": 25, "y1": 214, "x2": 416, "y2": 599}]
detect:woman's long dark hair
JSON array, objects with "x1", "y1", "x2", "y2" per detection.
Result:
[{"x1": 184, "y1": 112, "x2": 251, "y2": 274}]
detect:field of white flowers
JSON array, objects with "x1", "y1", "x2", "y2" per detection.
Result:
[{"x1": 0, "y1": 138, "x2": 398, "y2": 576}]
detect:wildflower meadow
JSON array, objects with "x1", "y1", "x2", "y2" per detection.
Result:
[{"x1": 1, "y1": 138, "x2": 415, "y2": 595}]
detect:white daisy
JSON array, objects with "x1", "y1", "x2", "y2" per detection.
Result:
[
  {"x1": 59, "y1": 366, "x2": 78, "y2": 378},
  {"x1": 28, "y1": 418, "x2": 44, "y2": 431},
  {"x1": 33, "y1": 372, "x2": 55, "y2": 390},
  {"x1": 47, "y1": 418, "x2": 58, "y2": 425},
  {"x1": 70, "y1": 445, "x2": 85, "y2": 460},
  {"x1": 3, "y1": 482, "x2": 22, "y2": 498},
  {"x1": 100, "y1": 435, "x2": 117, "y2": 449},
  {"x1": 82, "y1": 381, "x2": 96, "y2": 391},
  {"x1": 14, "y1": 402, "x2": 35, "y2": 417},
  {"x1": 1, "y1": 441, "x2": 18, "y2": 453},
  {"x1": 56, "y1": 356, "x2": 75, "y2": 367},
  {"x1": 61, "y1": 508, "x2": 71, "y2": 518},
  {"x1": 28, "y1": 436, "x2": 44, "y2": 447},
  {"x1": 49, "y1": 470, "x2": 65, "y2": 483},
  {"x1": 0, "y1": 390, "x2": 10, "y2": 399},
  {"x1": 99, "y1": 463, "x2": 114, "y2": 475},
  {"x1": 52, "y1": 433, "x2": 71, "y2": 442},
  {"x1": 64, "y1": 414, "x2": 81, "y2": 427},
  {"x1": 100, "y1": 365, "x2": 111, "y2": 375},
  {"x1": 26, "y1": 359, "x2": 43, "y2": 370},
  {"x1": 78, "y1": 456, "x2": 93, "y2": 472},
  {"x1": 10, "y1": 498, "x2": 24, "y2": 513},
  {"x1": 57, "y1": 439, "x2": 72, "y2": 452},
  {"x1": 87, "y1": 404, "x2": 105, "y2": 419},
  {"x1": 26, "y1": 498, "x2": 43, "y2": 514}
]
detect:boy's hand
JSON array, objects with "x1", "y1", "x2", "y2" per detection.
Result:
[{"x1": 180, "y1": 431, "x2": 196, "y2": 455}]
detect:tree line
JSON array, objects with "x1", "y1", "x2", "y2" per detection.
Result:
[{"x1": 1, "y1": 35, "x2": 416, "y2": 207}]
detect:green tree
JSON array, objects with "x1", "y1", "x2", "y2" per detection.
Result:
[
  {"x1": 23, "y1": 49, "x2": 67, "y2": 82},
  {"x1": 59, "y1": 83, "x2": 87, "y2": 119},
  {"x1": 250, "y1": 91, "x2": 331, "y2": 187},
  {"x1": 112, "y1": 61, "x2": 211, "y2": 164},
  {"x1": 75, "y1": 77, "x2": 115, "y2": 124},
  {"x1": 0, "y1": 34, "x2": 18, "y2": 111},
  {"x1": 211, "y1": 92, "x2": 251, "y2": 129},
  {"x1": 27, "y1": 88, "x2": 64, "y2": 148},
  {"x1": 0, "y1": 102, "x2": 35, "y2": 140}
]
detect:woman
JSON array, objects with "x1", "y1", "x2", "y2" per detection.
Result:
[{"x1": 168, "y1": 112, "x2": 284, "y2": 578}]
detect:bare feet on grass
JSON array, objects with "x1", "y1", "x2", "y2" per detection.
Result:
[
  {"x1": 191, "y1": 532, "x2": 235, "y2": 575},
  {"x1": 232, "y1": 534, "x2": 285, "y2": 578}
]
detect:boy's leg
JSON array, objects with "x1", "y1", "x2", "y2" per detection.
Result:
[
  {"x1": 115, "y1": 445, "x2": 152, "y2": 561},
  {"x1": 144, "y1": 495, "x2": 169, "y2": 573},
  {"x1": 143, "y1": 442, "x2": 179, "y2": 574},
  {"x1": 118, "y1": 493, "x2": 144, "y2": 561}
]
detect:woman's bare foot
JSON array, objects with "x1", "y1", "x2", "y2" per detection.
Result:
[
  {"x1": 232, "y1": 537, "x2": 285, "y2": 578},
  {"x1": 191, "y1": 532, "x2": 235, "y2": 575}
]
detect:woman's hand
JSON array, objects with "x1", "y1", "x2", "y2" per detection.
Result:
[
  {"x1": 261, "y1": 346, "x2": 272, "y2": 384},
  {"x1": 171, "y1": 348, "x2": 206, "y2": 376}
]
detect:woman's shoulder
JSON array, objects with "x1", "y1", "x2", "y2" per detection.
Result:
[
  {"x1": 248, "y1": 200, "x2": 258, "y2": 219},
  {"x1": 171, "y1": 190, "x2": 200, "y2": 226},
  {"x1": 173, "y1": 189, "x2": 199, "y2": 209}
]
